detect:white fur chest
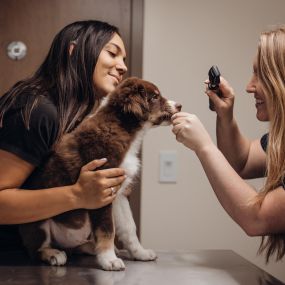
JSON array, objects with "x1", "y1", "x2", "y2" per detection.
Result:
[
  {"x1": 121, "y1": 152, "x2": 140, "y2": 180},
  {"x1": 119, "y1": 124, "x2": 151, "y2": 194}
]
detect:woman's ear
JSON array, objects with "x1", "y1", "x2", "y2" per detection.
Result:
[{"x1": 69, "y1": 42, "x2": 76, "y2": 55}]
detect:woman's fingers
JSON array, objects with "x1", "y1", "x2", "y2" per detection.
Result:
[
  {"x1": 94, "y1": 169, "x2": 126, "y2": 188},
  {"x1": 103, "y1": 183, "x2": 122, "y2": 198},
  {"x1": 80, "y1": 159, "x2": 126, "y2": 201},
  {"x1": 101, "y1": 177, "x2": 125, "y2": 196},
  {"x1": 105, "y1": 175, "x2": 126, "y2": 186},
  {"x1": 171, "y1": 112, "x2": 190, "y2": 121},
  {"x1": 81, "y1": 159, "x2": 125, "y2": 179},
  {"x1": 206, "y1": 89, "x2": 222, "y2": 105},
  {"x1": 103, "y1": 194, "x2": 117, "y2": 205},
  {"x1": 81, "y1": 158, "x2": 107, "y2": 171},
  {"x1": 172, "y1": 117, "x2": 188, "y2": 126},
  {"x1": 102, "y1": 168, "x2": 125, "y2": 178}
]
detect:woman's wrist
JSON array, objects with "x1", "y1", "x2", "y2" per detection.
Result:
[
  {"x1": 195, "y1": 142, "x2": 217, "y2": 158},
  {"x1": 216, "y1": 114, "x2": 237, "y2": 134},
  {"x1": 217, "y1": 113, "x2": 234, "y2": 125},
  {"x1": 68, "y1": 183, "x2": 84, "y2": 209}
]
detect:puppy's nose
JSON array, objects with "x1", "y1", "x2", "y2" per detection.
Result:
[{"x1": 175, "y1": 103, "x2": 182, "y2": 111}]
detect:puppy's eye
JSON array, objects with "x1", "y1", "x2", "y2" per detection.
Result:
[{"x1": 151, "y1": 93, "x2": 159, "y2": 100}]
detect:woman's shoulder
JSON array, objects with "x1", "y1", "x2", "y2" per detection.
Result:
[
  {"x1": 2, "y1": 94, "x2": 58, "y2": 129},
  {"x1": 30, "y1": 96, "x2": 58, "y2": 125},
  {"x1": 10, "y1": 95, "x2": 60, "y2": 138},
  {"x1": 28, "y1": 96, "x2": 59, "y2": 147},
  {"x1": 6, "y1": 93, "x2": 58, "y2": 123},
  {"x1": 0, "y1": 95, "x2": 59, "y2": 166}
]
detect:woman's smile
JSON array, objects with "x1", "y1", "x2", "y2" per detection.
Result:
[
  {"x1": 255, "y1": 97, "x2": 265, "y2": 107},
  {"x1": 108, "y1": 73, "x2": 121, "y2": 85}
]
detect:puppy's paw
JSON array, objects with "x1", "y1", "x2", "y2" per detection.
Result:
[
  {"x1": 97, "y1": 255, "x2": 125, "y2": 271},
  {"x1": 40, "y1": 248, "x2": 67, "y2": 266},
  {"x1": 131, "y1": 248, "x2": 157, "y2": 261}
]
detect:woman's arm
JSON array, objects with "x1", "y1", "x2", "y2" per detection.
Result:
[
  {"x1": 208, "y1": 77, "x2": 266, "y2": 178},
  {"x1": 216, "y1": 117, "x2": 266, "y2": 178},
  {"x1": 196, "y1": 143, "x2": 285, "y2": 236},
  {"x1": 172, "y1": 113, "x2": 285, "y2": 236},
  {"x1": 0, "y1": 150, "x2": 125, "y2": 224}
]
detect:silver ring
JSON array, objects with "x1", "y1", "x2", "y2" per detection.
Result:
[{"x1": 111, "y1": 187, "x2": 115, "y2": 196}]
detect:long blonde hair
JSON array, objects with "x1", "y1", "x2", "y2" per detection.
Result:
[{"x1": 256, "y1": 26, "x2": 285, "y2": 262}]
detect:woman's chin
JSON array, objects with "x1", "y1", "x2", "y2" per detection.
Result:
[
  {"x1": 255, "y1": 104, "x2": 269, "y2": 121},
  {"x1": 102, "y1": 84, "x2": 118, "y2": 97},
  {"x1": 256, "y1": 112, "x2": 269, "y2": 122}
]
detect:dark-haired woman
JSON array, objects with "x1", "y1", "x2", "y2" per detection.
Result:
[{"x1": 0, "y1": 20, "x2": 127, "y2": 249}]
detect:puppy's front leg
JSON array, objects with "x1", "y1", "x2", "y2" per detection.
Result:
[
  {"x1": 113, "y1": 194, "x2": 157, "y2": 261},
  {"x1": 90, "y1": 205, "x2": 125, "y2": 271}
]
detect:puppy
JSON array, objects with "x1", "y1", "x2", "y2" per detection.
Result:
[{"x1": 19, "y1": 77, "x2": 182, "y2": 270}]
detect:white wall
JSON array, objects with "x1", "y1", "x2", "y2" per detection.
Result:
[{"x1": 141, "y1": 0, "x2": 285, "y2": 281}]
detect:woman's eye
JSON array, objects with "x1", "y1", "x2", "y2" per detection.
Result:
[{"x1": 107, "y1": 50, "x2": 116, "y2": 57}]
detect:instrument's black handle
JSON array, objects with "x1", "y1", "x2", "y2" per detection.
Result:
[{"x1": 208, "y1": 65, "x2": 222, "y2": 111}]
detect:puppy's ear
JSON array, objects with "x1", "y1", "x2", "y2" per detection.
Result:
[
  {"x1": 122, "y1": 91, "x2": 148, "y2": 120},
  {"x1": 111, "y1": 78, "x2": 149, "y2": 120}
]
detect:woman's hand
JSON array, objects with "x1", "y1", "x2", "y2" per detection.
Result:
[
  {"x1": 205, "y1": 77, "x2": 235, "y2": 122},
  {"x1": 171, "y1": 112, "x2": 214, "y2": 153},
  {"x1": 74, "y1": 158, "x2": 126, "y2": 209}
]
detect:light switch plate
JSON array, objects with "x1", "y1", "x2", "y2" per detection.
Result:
[{"x1": 159, "y1": 151, "x2": 177, "y2": 183}]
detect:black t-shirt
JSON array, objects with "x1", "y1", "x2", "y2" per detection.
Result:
[
  {"x1": 0, "y1": 96, "x2": 59, "y2": 250},
  {"x1": 260, "y1": 133, "x2": 285, "y2": 189},
  {"x1": 0, "y1": 96, "x2": 58, "y2": 166},
  {"x1": 260, "y1": 133, "x2": 269, "y2": 152}
]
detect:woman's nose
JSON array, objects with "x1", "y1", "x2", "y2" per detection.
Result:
[
  {"x1": 116, "y1": 60, "x2": 128, "y2": 74},
  {"x1": 246, "y1": 77, "x2": 256, "y2": 93}
]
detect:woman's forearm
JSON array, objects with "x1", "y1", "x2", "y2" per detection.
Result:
[
  {"x1": 171, "y1": 112, "x2": 267, "y2": 235},
  {"x1": 216, "y1": 116, "x2": 251, "y2": 173},
  {"x1": 196, "y1": 144, "x2": 264, "y2": 235},
  {"x1": 0, "y1": 185, "x2": 80, "y2": 224}
]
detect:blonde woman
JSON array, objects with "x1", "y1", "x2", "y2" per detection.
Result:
[{"x1": 171, "y1": 26, "x2": 285, "y2": 262}]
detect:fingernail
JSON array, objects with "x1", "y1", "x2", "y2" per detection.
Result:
[{"x1": 100, "y1": 158, "x2": 107, "y2": 161}]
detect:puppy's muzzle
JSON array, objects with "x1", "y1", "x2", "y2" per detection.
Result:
[
  {"x1": 168, "y1": 101, "x2": 182, "y2": 114},
  {"x1": 175, "y1": 102, "x2": 182, "y2": 112}
]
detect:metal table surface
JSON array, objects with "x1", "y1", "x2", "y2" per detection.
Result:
[{"x1": 0, "y1": 249, "x2": 283, "y2": 285}]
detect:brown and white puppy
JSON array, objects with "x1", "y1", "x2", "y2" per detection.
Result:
[{"x1": 19, "y1": 77, "x2": 182, "y2": 271}]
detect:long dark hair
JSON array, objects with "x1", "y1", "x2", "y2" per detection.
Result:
[{"x1": 0, "y1": 20, "x2": 119, "y2": 140}]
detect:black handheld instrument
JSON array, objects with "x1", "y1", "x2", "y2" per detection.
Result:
[{"x1": 208, "y1": 65, "x2": 222, "y2": 111}]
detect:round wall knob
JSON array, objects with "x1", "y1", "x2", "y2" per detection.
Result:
[{"x1": 7, "y1": 41, "x2": 27, "y2": 60}]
